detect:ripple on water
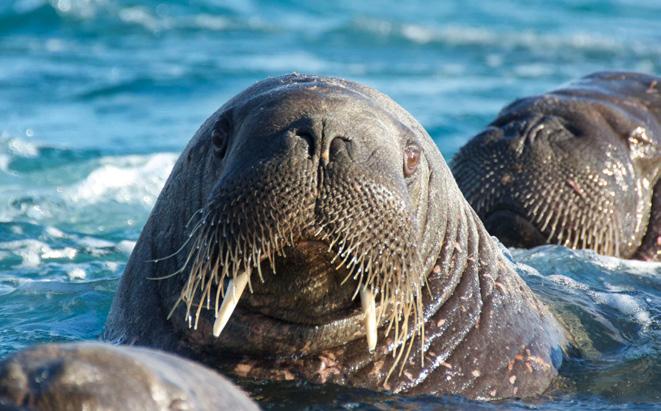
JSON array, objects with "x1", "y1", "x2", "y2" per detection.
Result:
[{"x1": 512, "y1": 246, "x2": 661, "y2": 403}]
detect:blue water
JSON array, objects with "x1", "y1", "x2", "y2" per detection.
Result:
[{"x1": 1, "y1": 0, "x2": 660, "y2": 409}]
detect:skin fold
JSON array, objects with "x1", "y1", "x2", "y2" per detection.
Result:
[
  {"x1": 101, "y1": 74, "x2": 567, "y2": 400},
  {"x1": 0, "y1": 342, "x2": 259, "y2": 411},
  {"x1": 451, "y1": 72, "x2": 661, "y2": 261}
]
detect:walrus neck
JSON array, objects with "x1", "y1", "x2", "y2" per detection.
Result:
[
  {"x1": 352, "y1": 200, "x2": 513, "y2": 392},
  {"x1": 346, "y1": 200, "x2": 565, "y2": 398}
]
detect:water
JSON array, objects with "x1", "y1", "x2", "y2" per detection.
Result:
[{"x1": 0, "y1": 0, "x2": 659, "y2": 409}]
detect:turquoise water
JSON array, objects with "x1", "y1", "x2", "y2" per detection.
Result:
[{"x1": 1, "y1": 0, "x2": 660, "y2": 409}]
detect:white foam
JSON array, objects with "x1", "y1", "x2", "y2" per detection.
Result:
[
  {"x1": 67, "y1": 266, "x2": 87, "y2": 280},
  {"x1": 590, "y1": 291, "x2": 651, "y2": 328},
  {"x1": 514, "y1": 247, "x2": 658, "y2": 332},
  {"x1": 52, "y1": 0, "x2": 101, "y2": 19},
  {"x1": 117, "y1": 240, "x2": 136, "y2": 254},
  {"x1": 45, "y1": 226, "x2": 65, "y2": 238},
  {"x1": 8, "y1": 138, "x2": 38, "y2": 157},
  {"x1": 78, "y1": 236, "x2": 115, "y2": 249},
  {"x1": 0, "y1": 154, "x2": 9, "y2": 172},
  {"x1": 0, "y1": 239, "x2": 78, "y2": 268},
  {"x1": 66, "y1": 153, "x2": 176, "y2": 206},
  {"x1": 516, "y1": 263, "x2": 543, "y2": 279},
  {"x1": 547, "y1": 274, "x2": 589, "y2": 290},
  {"x1": 401, "y1": 24, "x2": 435, "y2": 44},
  {"x1": 515, "y1": 246, "x2": 661, "y2": 277},
  {"x1": 359, "y1": 20, "x2": 661, "y2": 56},
  {"x1": 0, "y1": 137, "x2": 39, "y2": 172},
  {"x1": 118, "y1": 6, "x2": 161, "y2": 32},
  {"x1": 513, "y1": 64, "x2": 553, "y2": 78},
  {"x1": 41, "y1": 247, "x2": 77, "y2": 260},
  {"x1": 105, "y1": 261, "x2": 120, "y2": 272},
  {"x1": 594, "y1": 253, "x2": 661, "y2": 276},
  {"x1": 193, "y1": 14, "x2": 231, "y2": 31}
]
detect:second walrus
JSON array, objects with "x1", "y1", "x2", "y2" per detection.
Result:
[{"x1": 452, "y1": 72, "x2": 660, "y2": 261}]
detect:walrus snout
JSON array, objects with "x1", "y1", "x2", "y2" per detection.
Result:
[
  {"x1": 492, "y1": 112, "x2": 573, "y2": 156},
  {"x1": 290, "y1": 121, "x2": 354, "y2": 167}
]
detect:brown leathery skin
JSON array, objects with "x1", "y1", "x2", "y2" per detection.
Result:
[
  {"x1": 451, "y1": 71, "x2": 661, "y2": 261},
  {"x1": 103, "y1": 73, "x2": 567, "y2": 399},
  {"x1": 0, "y1": 342, "x2": 259, "y2": 411}
]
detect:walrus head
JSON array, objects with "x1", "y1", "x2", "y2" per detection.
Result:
[
  {"x1": 152, "y1": 74, "x2": 447, "y2": 378},
  {"x1": 106, "y1": 74, "x2": 565, "y2": 398},
  {"x1": 451, "y1": 72, "x2": 661, "y2": 259}
]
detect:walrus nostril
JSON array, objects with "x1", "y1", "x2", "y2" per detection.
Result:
[
  {"x1": 294, "y1": 129, "x2": 316, "y2": 158},
  {"x1": 325, "y1": 135, "x2": 351, "y2": 165},
  {"x1": 404, "y1": 144, "x2": 421, "y2": 177},
  {"x1": 504, "y1": 115, "x2": 572, "y2": 154}
]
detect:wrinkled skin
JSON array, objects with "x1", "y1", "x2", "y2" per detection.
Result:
[
  {"x1": 103, "y1": 74, "x2": 567, "y2": 400},
  {"x1": 0, "y1": 342, "x2": 259, "y2": 411},
  {"x1": 452, "y1": 72, "x2": 661, "y2": 261}
]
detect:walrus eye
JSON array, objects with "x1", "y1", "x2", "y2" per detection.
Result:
[
  {"x1": 212, "y1": 116, "x2": 231, "y2": 158},
  {"x1": 404, "y1": 144, "x2": 421, "y2": 177}
]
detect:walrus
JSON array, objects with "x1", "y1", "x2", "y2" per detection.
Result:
[
  {"x1": 102, "y1": 73, "x2": 567, "y2": 400},
  {"x1": 0, "y1": 342, "x2": 259, "y2": 411},
  {"x1": 451, "y1": 72, "x2": 661, "y2": 261}
]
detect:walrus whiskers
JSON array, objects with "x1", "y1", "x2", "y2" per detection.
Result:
[
  {"x1": 160, "y1": 190, "x2": 428, "y2": 378},
  {"x1": 319, "y1": 211, "x2": 426, "y2": 361},
  {"x1": 145, "y1": 209, "x2": 210, "y2": 274}
]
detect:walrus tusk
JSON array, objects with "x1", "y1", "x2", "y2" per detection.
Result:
[
  {"x1": 213, "y1": 268, "x2": 251, "y2": 337},
  {"x1": 360, "y1": 287, "x2": 377, "y2": 352}
]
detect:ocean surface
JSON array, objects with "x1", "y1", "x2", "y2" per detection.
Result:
[{"x1": 1, "y1": 0, "x2": 660, "y2": 409}]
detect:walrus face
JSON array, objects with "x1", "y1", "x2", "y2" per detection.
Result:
[
  {"x1": 452, "y1": 92, "x2": 661, "y2": 258},
  {"x1": 165, "y1": 75, "x2": 438, "y2": 368}
]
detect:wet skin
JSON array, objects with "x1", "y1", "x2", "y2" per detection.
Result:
[
  {"x1": 452, "y1": 72, "x2": 661, "y2": 261},
  {"x1": 101, "y1": 74, "x2": 567, "y2": 400}
]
